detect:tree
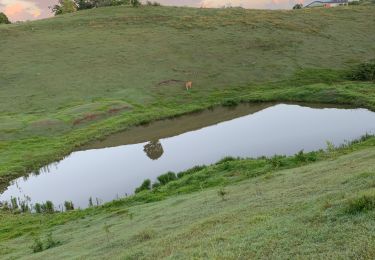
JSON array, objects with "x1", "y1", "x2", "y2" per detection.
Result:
[
  {"x1": 143, "y1": 140, "x2": 164, "y2": 160},
  {"x1": 0, "y1": 12, "x2": 11, "y2": 24},
  {"x1": 51, "y1": 0, "x2": 77, "y2": 16},
  {"x1": 293, "y1": 3, "x2": 303, "y2": 9}
]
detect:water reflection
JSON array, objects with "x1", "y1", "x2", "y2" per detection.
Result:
[
  {"x1": 1, "y1": 103, "x2": 375, "y2": 209},
  {"x1": 144, "y1": 140, "x2": 164, "y2": 160}
]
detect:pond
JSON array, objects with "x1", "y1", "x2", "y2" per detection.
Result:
[{"x1": 1, "y1": 103, "x2": 375, "y2": 209}]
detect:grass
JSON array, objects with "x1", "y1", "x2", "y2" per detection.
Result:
[
  {"x1": 0, "y1": 136, "x2": 374, "y2": 258},
  {"x1": 0, "y1": 5, "x2": 375, "y2": 186},
  {"x1": 0, "y1": 4, "x2": 375, "y2": 258}
]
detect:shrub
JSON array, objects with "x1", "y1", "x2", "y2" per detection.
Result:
[
  {"x1": 135, "y1": 179, "x2": 151, "y2": 193},
  {"x1": 157, "y1": 172, "x2": 177, "y2": 185},
  {"x1": 345, "y1": 194, "x2": 375, "y2": 214},
  {"x1": 0, "y1": 12, "x2": 11, "y2": 24},
  {"x1": 349, "y1": 61, "x2": 375, "y2": 81}
]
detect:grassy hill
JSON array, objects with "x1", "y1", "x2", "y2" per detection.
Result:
[
  {"x1": 0, "y1": 5, "x2": 375, "y2": 185},
  {"x1": 0, "y1": 5, "x2": 375, "y2": 258}
]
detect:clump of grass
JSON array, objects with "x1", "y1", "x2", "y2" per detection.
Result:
[
  {"x1": 345, "y1": 194, "x2": 375, "y2": 214},
  {"x1": 31, "y1": 237, "x2": 43, "y2": 253},
  {"x1": 349, "y1": 61, "x2": 375, "y2": 81},
  {"x1": 135, "y1": 179, "x2": 151, "y2": 193}
]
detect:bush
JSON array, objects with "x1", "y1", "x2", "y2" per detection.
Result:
[
  {"x1": 157, "y1": 172, "x2": 177, "y2": 185},
  {"x1": 349, "y1": 61, "x2": 375, "y2": 81},
  {"x1": 135, "y1": 179, "x2": 151, "y2": 193},
  {"x1": 52, "y1": 0, "x2": 77, "y2": 16},
  {"x1": 0, "y1": 12, "x2": 11, "y2": 24}
]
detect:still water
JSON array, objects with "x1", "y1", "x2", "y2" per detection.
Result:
[{"x1": 1, "y1": 103, "x2": 375, "y2": 208}]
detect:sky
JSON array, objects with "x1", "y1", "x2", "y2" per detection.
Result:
[{"x1": 0, "y1": 0, "x2": 303, "y2": 22}]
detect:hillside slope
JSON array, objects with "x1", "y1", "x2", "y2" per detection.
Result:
[
  {"x1": 1, "y1": 139, "x2": 375, "y2": 259},
  {"x1": 0, "y1": 6, "x2": 375, "y2": 185}
]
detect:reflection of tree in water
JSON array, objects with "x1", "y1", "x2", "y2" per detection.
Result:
[{"x1": 143, "y1": 140, "x2": 164, "y2": 160}]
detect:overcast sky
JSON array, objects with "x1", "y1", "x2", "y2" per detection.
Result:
[{"x1": 0, "y1": 0, "x2": 303, "y2": 22}]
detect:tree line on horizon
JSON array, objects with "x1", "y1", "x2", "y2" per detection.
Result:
[{"x1": 51, "y1": 0, "x2": 160, "y2": 16}]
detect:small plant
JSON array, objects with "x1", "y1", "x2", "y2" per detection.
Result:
[
  {"x1": 177, "y1": 165, "x2": 206, "y2": 178},
  {"x1": 157, "y1": 172, "x2": 177, "y2": 185},
  {"x1": 45, "y1": 233, "x2": 60, "y2": 249},
  {"x1": 295, "y1": 150, "x2": 307, "y2": 163},
  {"x1": 135, "y1": 179, "x2": 151, "y2": 193},
  {"x1": 218, "y1": 187, "x2": 228, "y2": 201},
  {"x1": 64, "y1": 201, "x2": 74, "y2": 211},
  {"x1": 31, "y1": 237, "x2": 43, "y2": 253},
  {"x1": 217, "y1": 156, "x2": 236, "y2": 164}
]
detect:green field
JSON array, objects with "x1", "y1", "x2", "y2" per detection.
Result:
[
  {"x1": 0, "y1": 4, "x2": 375, "y2": 258},
  {"x1": 0, "y1": 5, "x2": 375, "y2": 185}
]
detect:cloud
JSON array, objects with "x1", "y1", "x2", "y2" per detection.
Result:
[{"x1": 0, "y1": 0, "x2": 42, "y2": 21}]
